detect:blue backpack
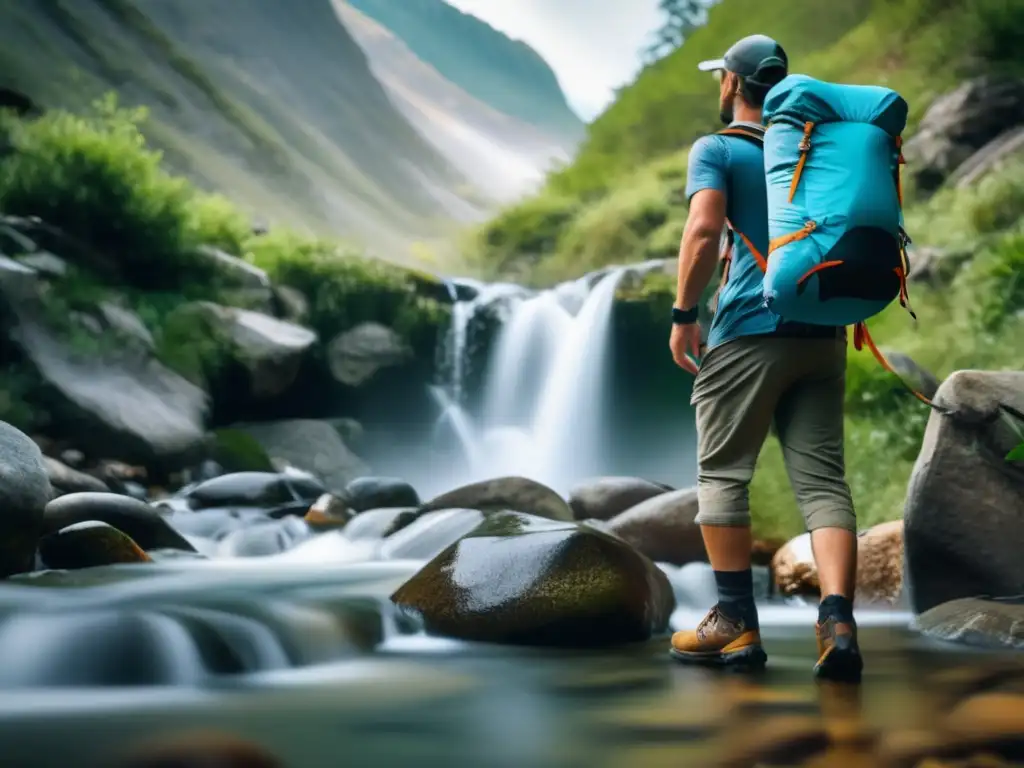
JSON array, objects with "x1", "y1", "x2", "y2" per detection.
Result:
[{"x1": 717, "y1": 75, "x2": 933, "y2": 406}]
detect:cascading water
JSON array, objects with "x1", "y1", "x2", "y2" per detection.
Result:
[{"x1": 430, "y1": 268, "x2": 627, "y2": 495}]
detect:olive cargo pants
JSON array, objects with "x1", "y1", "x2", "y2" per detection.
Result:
[{"x1": 690, "y1": 334, "x2": 856, "y2": 532}]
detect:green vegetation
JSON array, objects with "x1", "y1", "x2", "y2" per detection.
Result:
[
  {"x1": 0, "y1": 97, "x2": 450, "y2": 403},
  {"x1": 344, "y1": 0, "x2": 583, "y2": 142},
  {"x1": 460, "y1": 0, "x2": 1024, "y2": 539}
]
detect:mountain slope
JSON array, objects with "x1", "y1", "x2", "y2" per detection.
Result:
[
  {"x1": 471, "y1": 0, "x2": 1024, "y2": 282},
  {"x1": 0, "y1": 0, "x2": 483, "y2": 260},
  {"x1": 344, "y1": 0, "x2": 585, "y2": 146},
  {"x1": 335, "y1": 1, "x2": 571, "y2": 205}
]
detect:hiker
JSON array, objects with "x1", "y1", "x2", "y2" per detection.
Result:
[{"x1": 667, "y1": 34, "x2": 862, "y2": 683}]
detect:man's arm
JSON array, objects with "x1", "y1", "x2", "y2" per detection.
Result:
[{"x1": 675, "y1": 137, "x2": 728, "y2": 311}]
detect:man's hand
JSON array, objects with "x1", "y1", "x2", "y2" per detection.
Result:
[{"x1": 670, "y1": 322, "x2": 701, "y2": 374}]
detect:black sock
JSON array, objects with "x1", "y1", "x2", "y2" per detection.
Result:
[
  {"x1": 818, "y1": 594, "x2": 855, "y2": 625},
  {"x1": 713, "y1": 569, "x2": 758, "y2": 630}
]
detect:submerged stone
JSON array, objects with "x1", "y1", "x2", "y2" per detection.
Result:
[
  {"x1": 913, "y1": 596, "x2": 1024, "y2": 650},
  {"x1": 38, "y1": 520, "x2": 152, "y2": 569},
  {"x1": 391, "y1": 511, "x2": 676, "y2": 647}
]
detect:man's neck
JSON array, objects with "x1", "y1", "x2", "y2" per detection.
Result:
[{"x1": 732, "y1": 104, "x2": 763, "y2": 126}]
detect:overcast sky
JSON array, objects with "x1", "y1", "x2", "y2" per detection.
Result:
[{"x1": 445, "y1": 0, "x2": 663, "y2": 121}]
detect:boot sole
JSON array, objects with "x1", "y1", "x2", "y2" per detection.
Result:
[
  {"x1": 669, "y1": 644, "x2": 768, "y2": 669},
  {"x1": 813, "y1": 644, "x2": 863, "y2": 684}
]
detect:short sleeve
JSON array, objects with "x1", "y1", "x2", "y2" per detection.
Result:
[{"x1": 685, "y1": 135, "x2": 729, "y2": 202}]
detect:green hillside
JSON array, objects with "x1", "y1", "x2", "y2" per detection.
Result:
[
  {"x1": 463, "y1": 0, "x2": 1024, "y2": 538},
  {"x1": 343, "y1": 0, "x2": 584, "y2": 145}
]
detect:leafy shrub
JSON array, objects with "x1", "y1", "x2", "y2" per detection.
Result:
[
  {"x1": 0, "y1": 95, "x2": 228, "y2": 290},
  {"x1": 972, "y1": 231, "x2": 1024, "y2": 331},
  {"x1": 247, "y1": 230, "x2": 449, "y2": 349}
]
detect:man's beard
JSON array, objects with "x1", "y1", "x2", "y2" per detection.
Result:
[{"x1": 719, "y1": 99, "x2": 734, "y2": 126}]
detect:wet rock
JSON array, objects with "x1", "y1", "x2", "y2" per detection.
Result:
[
  {"x1": 343, "y1": 507, "x2": 421, "y2": 540},
  {"x1": 304, "y1": 493, "x2": 353, "y2": 529},
  {"x1": 235, "y1": 419, "x2": 369, "y2": 491},
  {"x1": 216, "y1": 517, "x2": 311, "y2": 557},
  {"x1": 327, "y1": 321, "x2": 411, "y2": 387},
  {"x1": 0, "y1": 421, "x2": 53, "y2": 576},
  {"x1": 772, "y1": 521, "x2": 905, "y2": 604},
  {"x1": 42, "y1": 455, "x2": 109, "y2": 494},
  {"x1": 44, "y1": 492, "x2": 196, "y2": 552},
  {"x1": 904, "y1": 371, "x2": 1024, "y2": 614},
  {"x1": 567, "y1": 476, "x2": 673, "y2": 521},
  {"x1": 116, "y1": 731, "x2": 282, "y2": 768},
  {"x1": 714, "y1": 715, "x2": 830, "y2": 768},
  {"x1": 345, "y1": 476, "x2": 420, "y2": 512},
  {"x1": 379, "y1": 508, "x2": 484, "y2": 561},
  {"x1": 391, "y1": 511, "x2": 676, "y2": 646},
  {"x1": 419, "y1": 476, "x2": 574, "y2": 522},
  {"x1": 185, "y1": 471, "x2": 320, "y2": 512},
  {"x1": 913, "y1": 597, "x2": 1024, "y2": 650},
  {"x1": 904, "y1": 76, "x2": 1024, "y2": 194},
  {"x1": 606, "y1": 488, "x2": 705, "y2": 566},
  {"x1": 38, "y1": 520, "x2": 152, "y2": 569}
]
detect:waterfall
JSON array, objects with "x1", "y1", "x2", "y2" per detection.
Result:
[{"x1": 430, "y1": 268, "x2": 627, "y2": 495}]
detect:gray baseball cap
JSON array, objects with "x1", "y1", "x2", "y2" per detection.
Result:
[{"x1": 697, "y1": 34, "x2": 788, "y2": 84}]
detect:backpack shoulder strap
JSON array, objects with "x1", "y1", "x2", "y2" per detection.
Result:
[{"x1": 716, "y1": 125, "x2": 765, "y2": 149}]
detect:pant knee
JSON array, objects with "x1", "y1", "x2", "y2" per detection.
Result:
[
  {"x1": 801, "y1": 491, "x2": 857, "y2": 533},
  {"x1": 696, "y1": 477, "x2": 752, "y2": 527}
]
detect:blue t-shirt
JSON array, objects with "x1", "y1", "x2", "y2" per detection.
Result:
[{"x1": 685, "y1": 123, "x2": 781, "y2": 350}]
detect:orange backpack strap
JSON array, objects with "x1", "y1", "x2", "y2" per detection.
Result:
[
  {"x1": 725, "y1": 217, "x2": 767, "y2": 272},
  {"x1": 851, "y1": 322, "x2": 950, "y2": 412},
  {"x1": 714, "y1": 127, "x2": 768, "y2": 273}
]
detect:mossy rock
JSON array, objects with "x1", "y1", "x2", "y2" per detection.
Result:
[
  {"x1": 38, "y1": 520, "x2": 151, "y2": 569},
  {"x1": 210, "y1": 428, "x2": 275, "y2": 473},
  {"x1": 391, "y1": 511, "x2": 676, "y2": 647}
]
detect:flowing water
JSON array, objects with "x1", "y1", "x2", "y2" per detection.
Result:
[
  {"x1": 3, "y1": 554, "x2": 1017, "y2": 768},
  {"x1": 430, "y1": 269, "x2": 628, "y2": 495}
]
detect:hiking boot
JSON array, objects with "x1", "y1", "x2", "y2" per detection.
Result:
[
  {"x1": 669, "y1": 604, "x2": 766, "y2": 668},
  {"x1": 813, "y1": 617, "x2": 863, "y2": 683}
]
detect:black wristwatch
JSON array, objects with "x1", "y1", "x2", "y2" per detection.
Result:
[{"x1": 671, "y1": 306, "x2": 699, "y2": 325}]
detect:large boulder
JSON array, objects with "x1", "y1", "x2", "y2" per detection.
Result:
[
  {"x1": 174, "y1": 301, "x2": 317, "y2": 399},
  {"x1": 3, "y1": 292, "x2": 209, "y2": 473},
  {"x1": 418, "y1": 476, "x2": 574, "y2": 522},
  {"x1": 0, "y1": 421, "x2": 52, "y2": 576},
  {"x1": 391, "y1": 511, "x2": 676, "y2": 646},
  {"x1": 904, "y1": 370, "x2": 1024, "y2": 614},
  {"x1": 904, "y1": 76, "x2": 1024, "y2": 193},
  {"x1": 234, "y1": 420, "x2": 369, "y2": 492},
  {"x1": 184, "y1": 471, "x2": 324, "y2": 514},
  {"x1": 326, "y1": 322, "x2": 411, "y2": 387},
  {"x1": 567, "y1": 476, "x2": 672, "y2": 521},
  {"x1": 606, "y1": 488, "x2": 705, "y2": 566}
]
